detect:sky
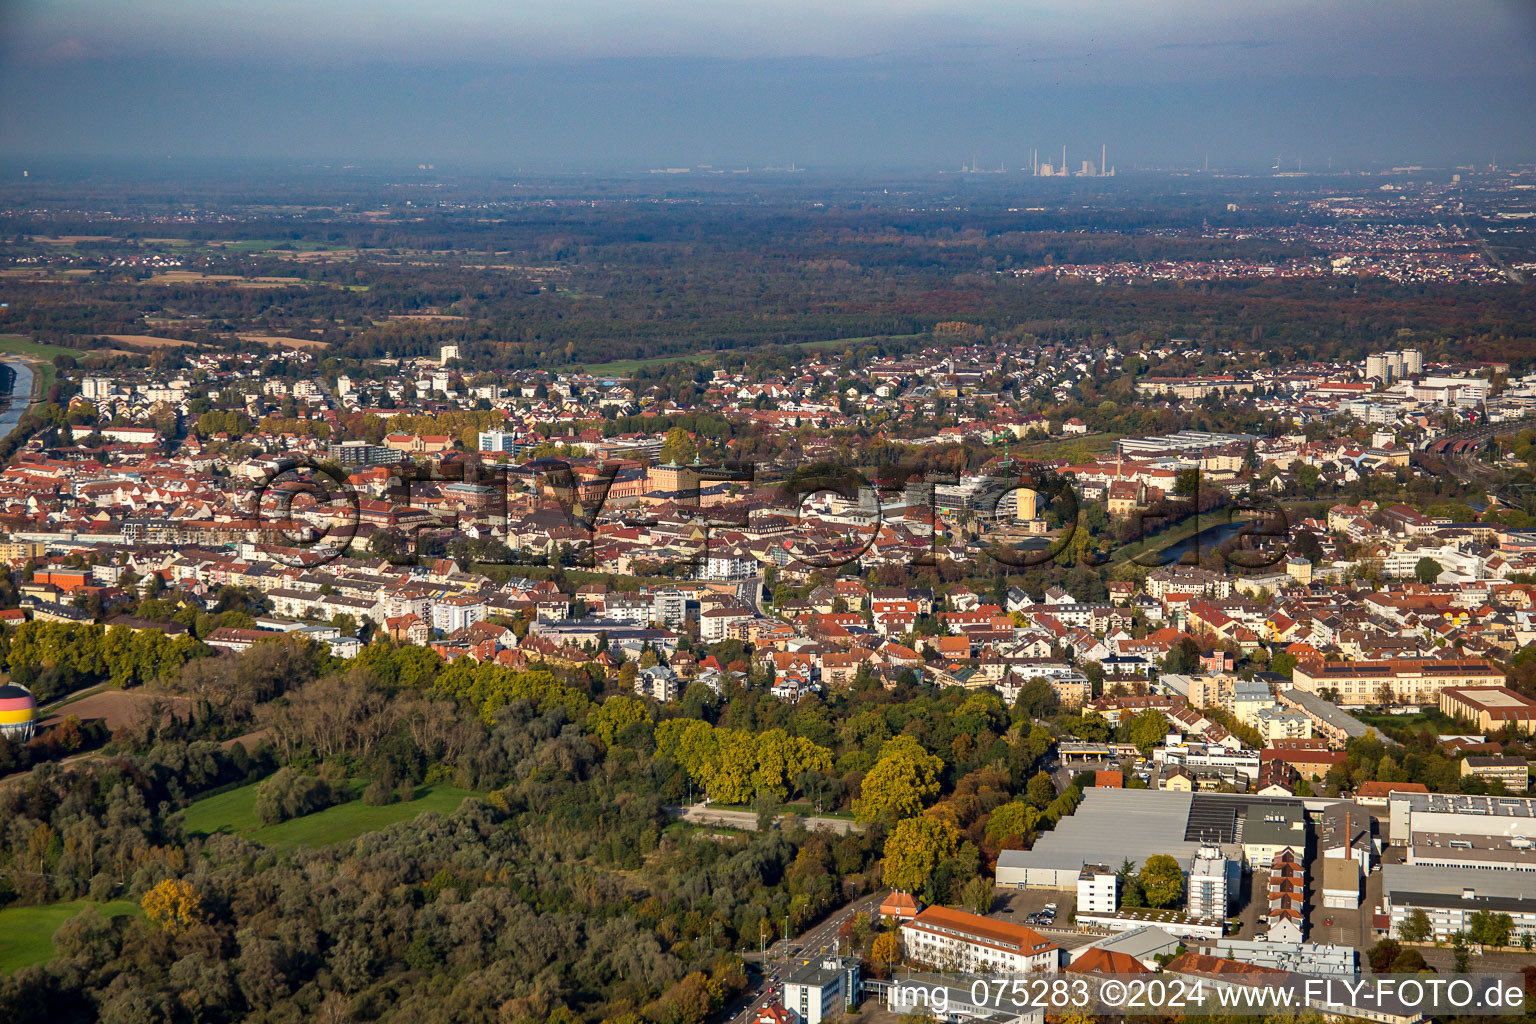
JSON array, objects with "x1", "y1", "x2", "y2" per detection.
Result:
[{"x1": 1, "y1": 0, "x2": 1534, "y2": 170}]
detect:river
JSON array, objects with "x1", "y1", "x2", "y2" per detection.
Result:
[
  {"x1": 0, "y1": 360, "x2": 35, "y2": 439},
  {"x1": 1154, "y1": 515, "x2": 1291, "y2": 566}
]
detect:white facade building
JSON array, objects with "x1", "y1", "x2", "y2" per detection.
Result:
[
  {"x1": 1187, "y1": 845, "x2": 1230, "y2": 920},
  {"x1": 1077, "y1": 864, "x2": 1117, "y2": 915}
]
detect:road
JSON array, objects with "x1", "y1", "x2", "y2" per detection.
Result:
[
  {"x1": 738, "y1": 574, "x2": 766, "y2": 616},
  {"x1": 672, "y1": 801, "x2": 863, "y2": 835},
  {"x1": 725, "y1": 889, "x2": 889, "y2": 1024},
  {"x1": 1457, "y1": 214, "x2": 1525, "y2": 286}
]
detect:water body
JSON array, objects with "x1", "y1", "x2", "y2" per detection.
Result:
[
  {"x1": 0, "y1": 360, "x2": 35, "y2": 439},
  {"x1": 1155, "y1": 516, "x2": 1286, "y2": 565}
]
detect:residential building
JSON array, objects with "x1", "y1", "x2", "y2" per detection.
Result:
[
  {"x1": 1290, "y1": 657, "x2": 1504, "y2": 707},
  {"x1": 1187, "y1": 845, "x2": 1230, "y2": 921},
  {"x1": 432, "y1": 594, "x2": 487, "y2": 634},
  {"x1": 1077, "y1": 864, "x2": 1117, "y2": 915},
  {"x1": 1243, "y1": 803, "x2": 1308, "y2": 866},
  {"x1": 1460, "y1": 755, "x2": 1530, "y2": 793},
  {"x1": 900, "y1": 906, "x2": 1063, "y2": 974},
  {"x1": 1256, "y1": 706, "x2": 1313, "y2": 744}
]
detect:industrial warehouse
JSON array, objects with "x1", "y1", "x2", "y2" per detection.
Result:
[{"x1": 993, "y1": 788, "x2": 1326, "y2": 887}]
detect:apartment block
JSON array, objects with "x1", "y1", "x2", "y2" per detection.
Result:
[{"x1": 900, "y1": 906, "x2": 1063, "y2": 974}]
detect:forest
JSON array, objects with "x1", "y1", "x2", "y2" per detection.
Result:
[{"x1": 2, "y1": 176, "x2": 1533, "y2": 374}]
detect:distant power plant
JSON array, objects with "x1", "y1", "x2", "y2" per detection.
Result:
[
  {"x1": 963, "y1": 143, "x2": 1117, "y2": 177},
  {"x1": 1030, "y1": 143, "x2": 1114, "y2": 177}
]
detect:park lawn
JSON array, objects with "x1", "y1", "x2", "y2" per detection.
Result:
[
  {"x1": 0, "y1": 334, "x2": 79, "y2": 361},
  {"x1": 248, "y1": 786, "x2": 479, "y2": 847},
  {"x1": 181, "y1": 780, "x2": 481, "y2": 848},
  {"x1": 1355, "y1": 709, "x2": 1460, "y2": 733},
  {"x1": 0, "y1": 899, "x2": 141, "y2": 974},
  {"x1": 180, "y1": 779, "x2": 264, "y2": 835}
]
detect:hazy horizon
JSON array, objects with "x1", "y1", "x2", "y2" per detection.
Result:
[{"x1": 2, "y1": 1, "x2": 1534, "y2": 170}]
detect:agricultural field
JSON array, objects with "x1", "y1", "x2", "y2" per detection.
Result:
[
  {"x1": 101, "y1": 334, "x2": 198, "y2": 349},
  {"x1": 235, "y1": 333, "x2": 333, "y2": 351},
  {"x1": 38, "y1": 689, "x2": 194, "y2": 733},
  {"x1": 553, "y1": 332, "x2": 928, "y2": 376}
]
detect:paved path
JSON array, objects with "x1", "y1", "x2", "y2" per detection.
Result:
[{"x1": 672, "y1": 801, "x2": 864, "y2": 835}]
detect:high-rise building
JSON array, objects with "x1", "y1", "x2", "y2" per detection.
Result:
[
  {"x1": 1187, "y1": 844, "x2": 1230, "y2": 920},
  {"x1": 478, "y1": 430, "x2": 527, "y2": 456}
]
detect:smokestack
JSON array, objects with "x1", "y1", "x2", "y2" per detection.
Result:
[{"x1": 1102, "y1": 143, "x2": 1106, "y2": 177}]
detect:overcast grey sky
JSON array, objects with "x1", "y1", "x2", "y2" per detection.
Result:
[{"x1": 1, "y1": 0, "x2": 1533, "y2": 169}]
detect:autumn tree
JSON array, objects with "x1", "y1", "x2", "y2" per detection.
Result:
[
  {"x1": 660, "y1": 427, "x2": 697, "y2": 466},
  {"x1": 1126, "y1": 709, "x2": 1171, "y2": 756},
  {"x1": 882, "y1": 816, "x2": 959, "y2": 895},
  {"x1": 142, "y1": 878, "x2": 203, "y2": 934},
  {"x1": 959, "y1": 876, "x2": 995, "y2": 915},
  {"x1": 871, "y1": 930, "x2": 902, "y2": 974},
  {"x1": 1468, "y1": 910, "x2": 1514, "y2": 948},
  {"x1": 590, "y1": 695, "x2": 651, "y2": 746},
  {"x1": 854, "y1": 734, "x2": 944, "y2": 823},
  {"x1": 1025, "y1": 771, "x2": 1057, "y2": 809},
  {"x1": 1138, "y1": 854, "x2": 1184, "y2": 909},
  {"x1": 984, "y1": 801, "x2": 1039, "y2": 849}
]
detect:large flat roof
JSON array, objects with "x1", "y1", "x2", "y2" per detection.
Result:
[
  {"x1": 1383, "y1": 863, "x2": 1536, "y2": 911},
  {"x1": 997, "y1": 788, "x2": 1218, "y2": 874},
  {"x1": 1392, "y1": 792, "x2": 1536, "y2": 817},
  {"x1": 1440, "y1": 685, "x2": 1536, "y2": 712}
]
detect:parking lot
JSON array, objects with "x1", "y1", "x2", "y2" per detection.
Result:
[{"x1": 989, "y1": 886, "x2": 1083, "y2": 935}]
